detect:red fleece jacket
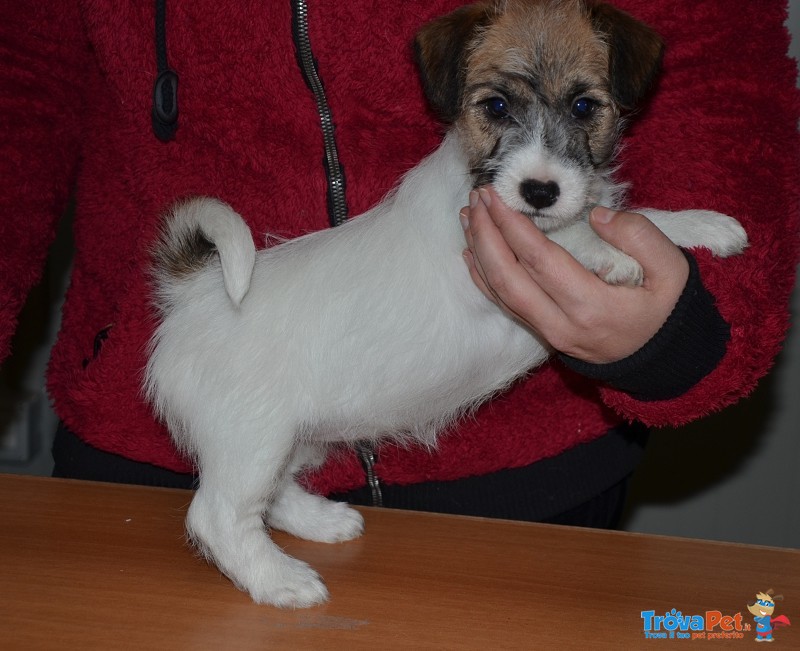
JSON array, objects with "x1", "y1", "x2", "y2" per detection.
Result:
[{"x1": 1, "y1": 0, "x2": 798, "y2": 494}]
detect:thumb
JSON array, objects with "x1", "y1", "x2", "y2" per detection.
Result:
[{"x1": 589, "y1": 206, "x2": 689, "y2": 287}]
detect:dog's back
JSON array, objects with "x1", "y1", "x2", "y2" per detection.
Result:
[{"x1": 146, "y1": 139, "x2": 545, "y2": 452}]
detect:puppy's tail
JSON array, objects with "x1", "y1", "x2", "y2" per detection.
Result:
[{"x1": 152, "y1": 197, "x2": 256, "y2": 307}]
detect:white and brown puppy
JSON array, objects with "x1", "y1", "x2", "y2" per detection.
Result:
[{"x1": 145, "y1": 0, "x2": 747, "y2": 608}]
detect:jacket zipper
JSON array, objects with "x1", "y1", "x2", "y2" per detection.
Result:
[
  {"x1": 291, "y1": 0, "x2": 349, "y2": 228},
  {"x1": 291, "y1": 1, "x2": 382, "y2": 507}
]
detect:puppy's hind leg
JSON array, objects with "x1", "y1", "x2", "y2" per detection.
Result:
[
  {"x1": 186, "y1": 430, "x2": 329, "y2": 608},
  {"x1": 267, "y1": 443, "x2": 365, "y2": 543}
]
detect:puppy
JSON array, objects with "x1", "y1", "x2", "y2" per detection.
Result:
[{"x1": 145, "y1": 0, "x2": 747, "y2": 607}]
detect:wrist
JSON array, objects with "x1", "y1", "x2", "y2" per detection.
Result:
[{"x1": 558, "y1": 250, "x2": 730, "y2": 401}]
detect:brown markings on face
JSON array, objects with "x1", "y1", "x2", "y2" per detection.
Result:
[
  {"x1": 457, "y1": 0, "x2": 619, "y2": 175},
  {"x1": 415, "y1": 0, "x2": 664, "y2": 189}
]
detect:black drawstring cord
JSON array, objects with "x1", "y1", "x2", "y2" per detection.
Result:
[{"x1": 152, "y1": 0, "x2": 179, "y2": 141}]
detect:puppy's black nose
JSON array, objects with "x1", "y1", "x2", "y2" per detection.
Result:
[{"x1": 520, "y1": 180, "x2": 560, "y2": 210}]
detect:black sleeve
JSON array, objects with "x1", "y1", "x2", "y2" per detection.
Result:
[{"x1": 558, "y1": 250, "x2": 730, "y2": 401}]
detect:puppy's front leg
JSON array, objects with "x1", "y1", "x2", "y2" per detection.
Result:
[
  {"x1": 547, "y1": 208, "x2": 747, "y2": 287},
  {"x1": 637, "y1": 209, "x2": 748, "y2": 256},
  {"x1": 547, "y1": 219, "x2": 645, "y2": 286}
]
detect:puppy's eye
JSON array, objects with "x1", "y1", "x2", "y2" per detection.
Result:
[
  {"x1": 571, "y1": 97, "x2": 598, "y2": 120},
  {"x1": 483, "y1": 97, "x2": 510, "y2": 120}
]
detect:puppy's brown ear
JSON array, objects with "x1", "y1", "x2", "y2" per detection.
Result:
[
  {"x1": 587, "y1": 2, "x2": 665, "y2": 110},
  {"x1": 413, "y1": 2, "x2": 496, "y2": 122}
]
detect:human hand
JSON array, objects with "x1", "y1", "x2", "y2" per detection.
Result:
[{"x1": 460, "y1": 187, "x2": 690, "y2": 364}]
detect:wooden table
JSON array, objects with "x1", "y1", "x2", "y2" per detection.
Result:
[{"x1": 1, "y1": 474, "x2": 797, "y2": 649}]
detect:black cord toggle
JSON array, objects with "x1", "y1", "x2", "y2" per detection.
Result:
[
  {"x1": 152, "y1": 69, "x2": 179, "y2": 141},
  {"x1": 152, "y1": 0, "x2": 178, "y2": 142}
]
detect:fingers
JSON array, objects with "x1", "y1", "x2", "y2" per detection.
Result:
[
  {"x1": 461, "y1": 194, "x2": 521, "y2": 316},
  {"x1": 461, "y1": 188, "x2": 580, "y2": 332},
  {"x1": 465, "y1": 187, "x2": 604, "y2": 310},
  {"x1": 460, "y1": 189, "x2": 692, "y2": 364},
  {"x1": 462, "y1": 190, "x2": 525, "y2": 291}
]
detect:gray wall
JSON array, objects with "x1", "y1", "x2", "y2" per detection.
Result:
[{"x1": 622, "y1": 0, "x2": 800, "y2": 548}]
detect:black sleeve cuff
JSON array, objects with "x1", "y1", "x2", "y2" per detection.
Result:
[{"x1": 558, "y1": 250, "x2": 730, "y2": 402}]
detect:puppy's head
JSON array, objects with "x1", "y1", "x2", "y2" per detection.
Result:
[{"x1": 415, "y1": 0, "x2": 664, "y2": 231}]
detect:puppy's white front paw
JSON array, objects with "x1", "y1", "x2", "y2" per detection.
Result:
[
  {"x1": 576, "y1": 243, "x2": 644, "y2": 286},
  {"x1": 684, "y1": 210, "x2": 748, "y2": 257},
  {"x1": 550, "y1": 222, "x2": 644, "y2": 287},
  {"x1": 598, "y1": 254, "x2": 644, "y2": 287},
  {"x1": 641, "y1": 209, "x2": 749, "y2": 258},
  {"x1": 248, "y1": 553, "x2": 330, "y2": 608}
]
